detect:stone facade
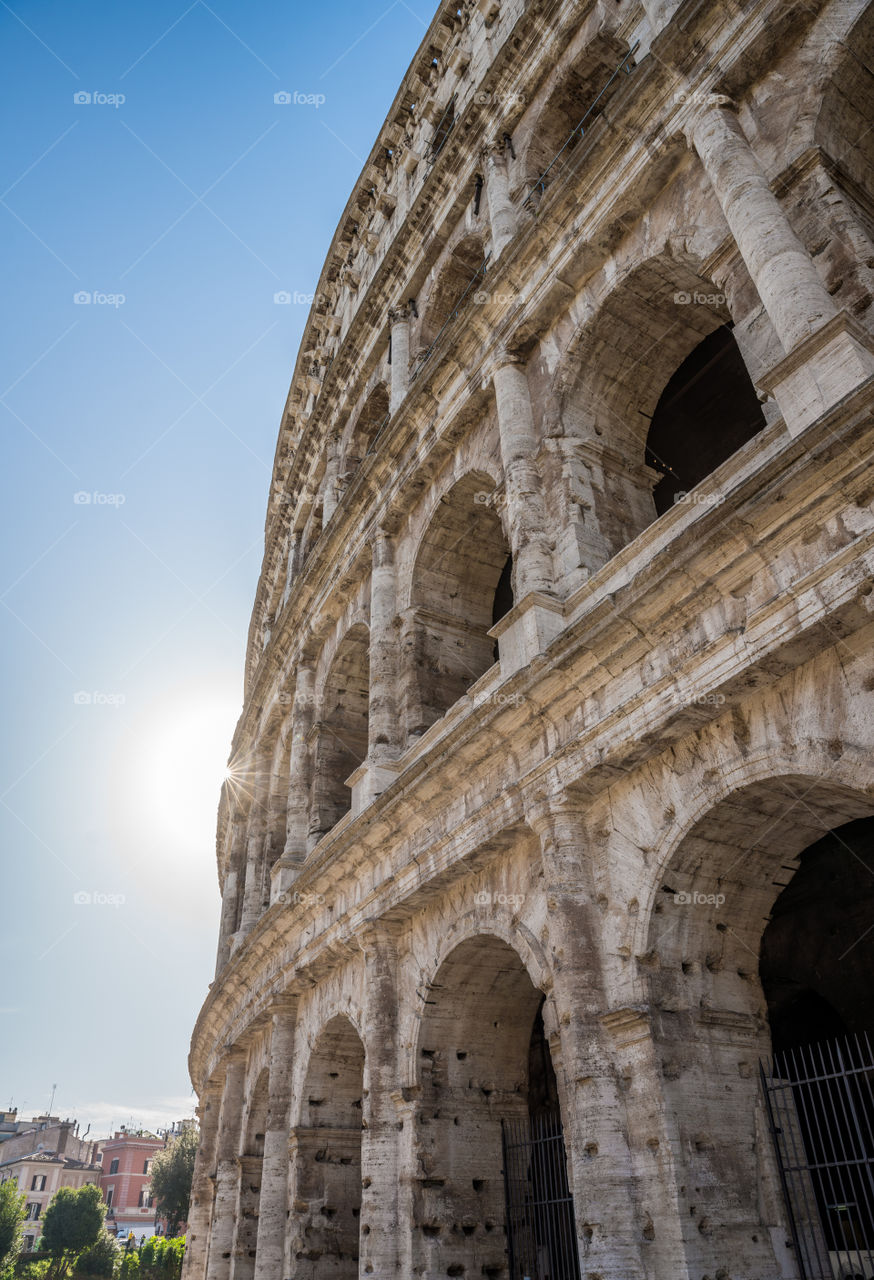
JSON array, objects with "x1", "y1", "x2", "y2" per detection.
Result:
[{"x1": 186, "y1": 0, "x2": 874, "y2": 1276}]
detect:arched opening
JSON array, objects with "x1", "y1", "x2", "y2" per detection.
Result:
[
  {"x1": 416, "y1": 235, "x2": 486, "y2": 359},
  {"x1": 310, "y1": 624, "x2": 370, "y2": 839},
  {"x1": 560, "y1": 256, "x2": 769, "y2": 572},
  {"x1": 759, "y1": 817, "x2": 874, "y2": 1270},
  {"x1": 290, "y1": 1017, "x2": 365, "y2": 1280},
  {"x1": 646, "y1": 780, "x2": 874, "y2": 1276},
  {"x1": 233, "y1": 1070, "x2": 269, "y2": 1280},
  {"x1": 645, "y1": 324, "x2": 767, "y2": 515},
  {"x1": 412, "y1": 935, "x2": 580, "y2": 1279},
  {"x1": 406, "y1": 474, "x2": 512, "y2": 738},
  {"x1": 344, "y1": 383, "x2": 389, "y2": 475}
]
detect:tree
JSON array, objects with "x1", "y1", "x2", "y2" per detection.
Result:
[
  {"x1": 76, "y1": 1231, "x2": 118, "y2": 1278},
  {"x1": 41, "y1": 1184, "x2": 105, "y2": 1279},
  {"x1": 147, "y1": 1129, "x2": 197, "y2": 1238},
  {"x1": 0, "y1": 1178, "x2": 26, "y2": 1273}
]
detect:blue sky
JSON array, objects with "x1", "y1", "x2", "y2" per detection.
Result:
[{"x1": 1, "y1": 0, "x2": 429, "y2": 1136}]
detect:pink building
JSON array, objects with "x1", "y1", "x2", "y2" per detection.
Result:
[{"x1": 97, "y1": 1130, "x2": 164, "y2": 1242}]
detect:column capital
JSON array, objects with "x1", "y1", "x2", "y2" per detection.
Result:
[
  {"x1": 524, "y1": 788, "x2": 591, "y2": 836},
  {"x1": 480, "y1": 134, "x2": 508, "y2": 164},
  {"x1": 480, "y1": 347, "x2": 524, "y2": 388},
  {"x1": 356, "y1": 916, "x2": 404, "y2": 956},
  {"x1": 388, "y1": 301, "x2": 414, "y2": 326}
]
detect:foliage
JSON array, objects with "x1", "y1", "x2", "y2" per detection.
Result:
[
  {"x1": 0, "y1": 1180, "x2": 26, "y2": 1273},
  {"x1": 41, "y1": 1186, "x2": 105, "y2": 1280},
  {"x1": 146, "y1": 1130, "x2": 197, "y2": 1238},
  {"x1": 137, "y1": 1238, "x2": 183, "y2": 1280},
  {"x1": 74, "y1": 1233, "x2": 117, "y2": 1279},
  {"x1": 114, "y1": 1254, "x2": 137, "y2": 1280}
]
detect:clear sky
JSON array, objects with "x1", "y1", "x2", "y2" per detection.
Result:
[{"x1": 1, "y1": 0, "x2": 429, "y2": 1137}]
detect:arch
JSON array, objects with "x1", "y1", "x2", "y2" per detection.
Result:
[
  {"x1": 232, "y1": 1069, "x2": 269, "y2": 1280},
  {"x1": 641, "y1": 774, "x2": 874, "y2": 1275},
  {"x1": 289, "y1": 1016, "x2": 365, "y2": 1280},
  {"x1": 558, "y1": 253, "x2": 768, "y2": 563},
  {"x1": 343, "y1": 381, "x2": 389, "y2": 474},
  {"x1": 410, "y1": 934, "x2": 580, "y2": 1279},
  {"x1": 404, "y1": 471, "x2": 511, "y2": 737},
  {"x1": 416, "y1": 233, "x2": 487, "y2": 356},
  {"x1": 310, "y1": 623, "x2": 370, "y2": 838}
]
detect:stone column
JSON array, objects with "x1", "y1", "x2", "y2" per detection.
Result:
[
  {"x1": 321, "y1": 434, "x2": 341, "y2": 523},
  {"x1": 689, "y1": 100, "x2": 874, "y2": 434},
  {"x1": 285, "y1": 665, "x2": 315, "y2": 859},
  {"x1": 215, "y1": 867, "x2": 239, "y2": 976},
  {"x1": 689, "y1": 102, "x2": 835, "y2": 353},
  {"x1": 237, "y1": 756, "x2": 270, "y2": 940},
  {"x1": 488, "y1": 354, "x2": 554, "y2": 599},
  {"x1": 526, "y1": 797, "x2": 650, "y2": 1280},
  {"x1": 252, "y1": 1003, "x2": 297, "y2": 1280},
  {"x1": 482, "y1": 138, "x2": 517, "y2": 257},
  {"x1": 181, "y1": 1082, "x2": 222, "y2": 1280},
  {"x1": 389, "y1": 306, "x2": 411, "y2": 414},
  {"x1": 359, "y1": 924, "x2": 402, "y2": 1277},
  {"x1": 368, "y1": 530, "x2": 401, "y2": 778},
  {"x1": 205, "y1": 1054, "x2": 247, "y2": 1280}
]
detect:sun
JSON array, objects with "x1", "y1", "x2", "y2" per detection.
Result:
[{"x1": 132, "y1": 694, "x2": 241, "y2": 854}]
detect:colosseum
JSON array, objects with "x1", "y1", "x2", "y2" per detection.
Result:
[{"x1": 185, "y1": 0, "x2": 874, "y2": 1276}]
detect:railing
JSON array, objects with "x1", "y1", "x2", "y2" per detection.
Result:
[
  {"x1": 410, "y1": 253, "x2": 490, "y2": 380},
  {"x1": 760, "y1": 1032, "x2": 874, "y2": 1280},
  {"x1": 501, "y1": 1111, "x2": 581, "y2": 1280},
  {"x1": 524, "y1": 42, "x2": 640, "y2": 209}
]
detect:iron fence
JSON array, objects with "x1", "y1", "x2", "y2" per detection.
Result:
[
  {"x1": 760, "y1": 1032, "x2": 874, "y2": 1280},
  {"x1": 501, "y1": 1111, "x2": 581, "y2": 1280}
]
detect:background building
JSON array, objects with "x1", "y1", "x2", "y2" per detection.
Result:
[
  {"x1": 98, "y1": 1129, "x2": 164, "y2": 1241},
  {"x1": 185, "y1": 0, "x2": 874, "y2": 1277},
  {"x1": 0, "y1": 1115, "x2": 100, "y2": 1251}
]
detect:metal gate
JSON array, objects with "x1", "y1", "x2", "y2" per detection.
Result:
[
  {"x1": 501, "y1": 1111, "x2": 581, "y2": 1280},
  {"x1": 760, "y1": 1032, "x2": 874, "y2": 1280}
]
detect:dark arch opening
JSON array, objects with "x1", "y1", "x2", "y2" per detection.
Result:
[
  {"x1": 645, "y1": 324, "x2": 767, "y2": 516},
  {"x1": 311, "y1": 625, "x2": 370, "y2": 838}
]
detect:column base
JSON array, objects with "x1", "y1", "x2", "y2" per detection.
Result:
[
  {"x1": 270, "y1": 854, "x2": 305, "y2": 904},
  {"x1": 758, "y1": 310, "x2": 874, "y2": 438},
  {"x1": 347, "y1": 759, "x2": 402, "y2": 816},
  {"x1": 489, "y1": 591, "x2": 564, "y2": 678}
]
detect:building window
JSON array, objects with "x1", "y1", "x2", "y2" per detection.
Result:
[
  {"x1": 30, "y1": 1175, "x2": 46, "y2": 1191},
  {"x1": 25, "y1": 1203, "x2": 40, "y2": 1220},
  {"x1": 142, "y1": 1160, "x2": 150, "y2": 1175},
  {"x1": 138, "y1": 1190, "x2": 152, "y2": 1208},
  {"x1": 106, "y1": 1188, "x2": 114, "y2": 1208},
  {"x1": 109, "y1": 1159, "x2": 119, "y2": 1175}
]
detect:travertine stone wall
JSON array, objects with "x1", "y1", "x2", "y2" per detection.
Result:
[{"x1": 186, "y1": 0, "x2": 874, "y2": 1276}]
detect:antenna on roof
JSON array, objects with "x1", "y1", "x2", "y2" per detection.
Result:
[{"x1": 47, "y1": 1084, "x2": 57, "y2": 1116}]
